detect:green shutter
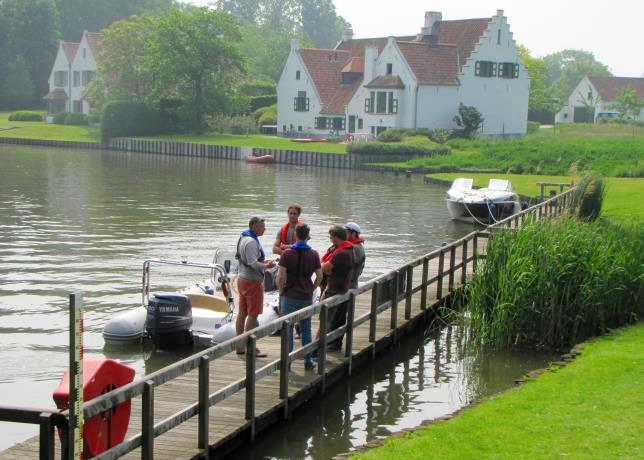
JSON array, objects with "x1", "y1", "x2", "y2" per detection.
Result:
[
  {"x1": 513, "y1": 63, "x2": 519, "y2": 78},
  {"x1": 392, "y1": 99, "x2": 398, "y2": 114},
  {"x1": 475, "y1": 61, "x2": 480, "y2": 76},
  {"x1": 492, "y1": 62, "x2": 497, "y2": 77}
]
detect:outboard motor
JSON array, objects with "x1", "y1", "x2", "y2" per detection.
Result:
[{"x1": 145, "y1": 293, "x2": 193, "y2": 348}]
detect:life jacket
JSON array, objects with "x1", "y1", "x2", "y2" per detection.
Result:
[
  {"x1": 280, "y1": 221, "x2": 300, "y2": 245},
  {"x1": 321, "y1": 241, "x2": 353, "y2": 264}
]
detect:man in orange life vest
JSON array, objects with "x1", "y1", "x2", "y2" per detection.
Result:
[{"x1": 272, "y1": 203, "x2": 303, "y2": 255}]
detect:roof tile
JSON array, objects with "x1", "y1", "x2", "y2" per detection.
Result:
[{"x1": 588, "y1": 76, "x2": 644, "y2": 100}]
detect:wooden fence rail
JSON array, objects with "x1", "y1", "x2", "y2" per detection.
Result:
[{"x1": 0, "y1": 185, "x2": 577, "y2": 460}]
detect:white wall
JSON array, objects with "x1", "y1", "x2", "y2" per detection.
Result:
[
  {"x1": 555, "y1": 76, "x2": 600, "y2": 123},
  {"x1": 48, "y1": 42, "x2": 73, "y2": 112},
  {"x1": 416, "y1": 86, "x2": 459, "y2": 129},
  {"x1": 457, "y1": 12, "x2": 529, "y2": 136},
  {"x1": 277, "y1": 48, "x2": 324, "y2": 134},
  {"x1": 71, "y1": 33, "x2": 98, "y2": 115}
]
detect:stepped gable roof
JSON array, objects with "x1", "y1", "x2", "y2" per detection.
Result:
[
  {"x1": 588, "y1": 76, "x2": 644, "y2": 100},
  {"x1": 365, "y1": 75, "x2": 405, "y2": 89},
  {"x1": 62, "y1": 42, "x2": 79, "y2": 63},
  {"x1": 397, "y1": 41, "x2": 459, "y2": 85},
  {"x1": 299, "y1": 48, "x2": 355, "y2": 114},
  {"x1": 85, "y1": 32, "x2": 103, "y2": 61},
  {"x1": 436, "y1": 18, "x2": 491, "y2": 69}
]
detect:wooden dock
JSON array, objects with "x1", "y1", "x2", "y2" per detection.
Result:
[{"x1": 0, "y1": 189, "x2": 575, "y2": 460}]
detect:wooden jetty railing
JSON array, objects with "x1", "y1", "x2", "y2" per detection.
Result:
[{"x1": 0, "y1": 186, "x2": 577, "y2": 460}]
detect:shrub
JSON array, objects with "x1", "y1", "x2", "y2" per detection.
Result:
[
  {"x1": 461, "y1": 217, "x2": 644, "y2": 350},
  {"x1": 63, "y1": 112, "x2": 89, "y2": 126},
  {"x1": 429, "y1": 128, "x2": 453, "y2": 144},
  {"x1": 526, "y1": 121, "x2": 540, "y2": 135},
  {"x1": 240, "y1": 80, "x2": 276, "y2": 96},
  {"x1": 52, "y1": 112, "x2": 69, "y2": 124},
  {"x1": 249, "y1": 95, "x2": 277, "y2": 112},
  {"x1": 206, "y1": 114, "x2": 258, "y2": 135},
  {"x1": 8, "y1": 111, "x2": 43, "y2": 121},
  {"x1": 101, "y1": 101, "x2": 162, "y2": 143},
  {"x1": 348, "y1": 136, "x2": 450, "y2": 156},
  {"x1": 255, "y1": 104, "x2": 277, "y2": 126},
  {"x1": 453, "y1": 103, "x2": 484, "y2": 138},
  {"x1": 376, "y1": 127, "x2": 452, "y2": 143}
]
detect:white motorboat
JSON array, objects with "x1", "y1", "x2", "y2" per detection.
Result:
[
  {"x1": 446, "y1": 178, "x2": 521, "y2": 224},
  {"x1": 103, "y1": 251, "x2": 280, "y2": 349}
]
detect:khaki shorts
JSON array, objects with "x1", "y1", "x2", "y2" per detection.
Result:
[{"x1": 238, "y1": 278, "x2": 264, "y2": 316}]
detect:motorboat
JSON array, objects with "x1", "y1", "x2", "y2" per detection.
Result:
[
  {"x1": 103, "y1": 251, "x2": 280, "y2": 349},
  {"x1": 446, "y1": 178, "x2": 521, "y2": 224},
  {"x1": 244, "y1": 154, "x2": 274, "y2": 164}
]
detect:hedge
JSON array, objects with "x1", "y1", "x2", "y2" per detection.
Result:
[
  {"x1": 347, "y1": 136, "x2": 451, "y2": 156},
  {"x1": 101, "y1": 101, "x2": 162, "y2": 143},
  {"x1": 249, "y1": 95, "x2": 277, "y2": 112},
  {"x1": 64, "y1": 112, "x2": 89, "y2": 126},
  {"x1": 8, "y1": 111, "x2": 43, "y2": 121},
  {"x1": 52, "y1": 111, "x2": 69, "y2": 124}
]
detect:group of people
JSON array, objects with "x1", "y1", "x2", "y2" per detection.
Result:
[{"x1": 234, "y1": 203, "x2": 366, "y2": 370}]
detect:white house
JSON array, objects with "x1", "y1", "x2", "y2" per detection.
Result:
[
  {"x1": 555, "y1": 75, "x2": 644, "y2": 123},
  {"x1": 277, "y1": 10, "x2": 529, "y2": 137},
  {"x1": 43, "y1": 31, "x2": 102, "y2": 121}
]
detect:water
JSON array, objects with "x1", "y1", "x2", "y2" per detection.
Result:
[{"x1": 0, "y1": 144, "x2": 475, "y2": 449}]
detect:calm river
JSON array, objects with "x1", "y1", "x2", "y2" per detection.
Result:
[{"x1": 0, "y1": 145, "x2": 550, "y2": 455}]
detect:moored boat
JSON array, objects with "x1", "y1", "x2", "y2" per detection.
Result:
[
  {"x1": 245, "y1": 154, "x2": 274, "y2": 164},
  {"x1": 446, "y1": 178, "x2": 521, "y2": 224}
]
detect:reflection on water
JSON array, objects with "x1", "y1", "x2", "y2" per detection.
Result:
[
  {"x1": 234, "y1": 325, "x2": 554, "y2": 460},
  {"x1": 0, "y1": 145, "x2": 474, "y2": 450}
]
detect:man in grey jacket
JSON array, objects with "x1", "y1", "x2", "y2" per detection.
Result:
[{"x1": 236, "y1": 216, "x2": 275, "y2": 357}]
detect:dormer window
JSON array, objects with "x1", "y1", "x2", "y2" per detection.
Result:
[
  {"x1": 497, "y1": 30, "x2": 501, "y2": 45},
  {"x1": 386, "y1": 63, "x2": 393, "y2": 75},
  {"x1": 296, "y1": 70, "x2": 300, "y2": 80}
]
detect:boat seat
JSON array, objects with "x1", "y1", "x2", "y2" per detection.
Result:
[{"x1": 185, "y1": 293, "x2": 229, "y2": 313}]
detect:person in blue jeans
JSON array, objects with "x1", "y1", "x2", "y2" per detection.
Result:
[{"x1": 276, "y1": 223, "x2": 322, "y2": 370}]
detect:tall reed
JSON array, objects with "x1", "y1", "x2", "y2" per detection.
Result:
[
  {"x1": 462, "y1": 217, "x2": 644, "y2": 350},
  {"x1": 571, "y1": 175, "x2": 605, "y2": 221}
]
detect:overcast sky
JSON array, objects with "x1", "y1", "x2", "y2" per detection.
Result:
[{"x1": 185, "y1": 0, "x2": 642, "y2": 77}]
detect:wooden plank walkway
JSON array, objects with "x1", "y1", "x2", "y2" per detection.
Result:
[{"x1": 0, "y1": 186, "x2": 576, "y2": 460}]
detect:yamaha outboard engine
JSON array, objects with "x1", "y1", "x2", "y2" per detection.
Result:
[{"x1": 145, "y1": 293, "x2": 193, "y2": 348}]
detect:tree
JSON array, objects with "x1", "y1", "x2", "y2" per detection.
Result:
[
  {"x1": 212, "y1": 0, "x2": 261, "y2": 24},
  {"x1": 0, "y1": 0, "x2": 59, "y2": 107},
  {"x1": 610, "y1": 87, "x2": 644, "y2": 120},
  {"x1": 54, "y1": 0, "x2": 174, "y2": 41},
  {"x1": 0, "y1": 55, "x2": 34, "y2": 109},
  {"x1": 543, "y1": 49, "x2": 612, "y2": 100},
  {"x1": 453, "y1": 103, "x2": 484, "y2": 138},
  {"x1": 150, "y1": 7, "x2": 245, "y2": 133},
  {"x1": 300, "y1": 0, "x2": 348, "y2": 48},
  {"x1": 517, "y1": 45, "x2": 561, "y2": 114}
]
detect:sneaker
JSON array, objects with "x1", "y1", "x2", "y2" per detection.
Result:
[{"x1": 304, "y1": 362, "x2": 315, "y2": 370}]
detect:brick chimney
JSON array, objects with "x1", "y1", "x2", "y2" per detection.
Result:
[{"x1": 417, "y1": 11, "x2": 442, "y2": 41}]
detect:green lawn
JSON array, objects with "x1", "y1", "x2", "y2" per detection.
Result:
[
  {"x1": 146, "y1": 133, "x2": 348, "y2": 154},
  {"x1": 535, "y1": 122, "x2": 644, "y2": 139},
  {"x1": 431, "y1": 172, "x2": 644, "y2": 222},
  {"x1": 353, "y1": 322, "x2": 644, "y2": 460},
  {"x1": 0, "y1": 111, "x2": 99, "y2": 142}
]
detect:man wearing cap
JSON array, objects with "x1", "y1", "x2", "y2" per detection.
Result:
[
  {"x1": 272, "y1": 202, "x2": 303, "y2": 255},
  {"x1": 235, "y1": 216, "x2": 275, "y2": 357},
  {"x1": 345, "y1": 222, "x2": 366, "y2": 289}
]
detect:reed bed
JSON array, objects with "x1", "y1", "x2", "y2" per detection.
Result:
[{"x1": 461, "y1": 217, "x2": 644, "y2": 350}]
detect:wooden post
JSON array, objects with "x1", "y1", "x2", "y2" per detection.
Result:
[
  {"x1": 437, "y1": 245, "x2": 445, "y2": 300},
  {"x1": 245, "y1": 334, "x2": 257, "y2": 419},
  {"x1": 420, "y1": 257, "x2": 429, "y2": 310},
  {"x1": 318, "y1": 306, "x2": 328, "y2": 392},
  {"x1": 473, "y1": 234, "x2": 479, "y2": 272},
  {"x1": 142, "y1": 380, "x2": 154, "y2": 460},
  {"x1": 198, "y1": 356, "x2": 209, "y2": 450},
  {"x1": 404, "y1": 265, "x2": 413, "y2": 320},
  {"x1": 68, "y1": 292, "x2": 83, "y2": 460},
  {"x1": 540, "y1": 183, "x2": 545, "y2": 201},
  {"x1": 345, "y1": 293, "x2": 356, "y2": 375},
  {"x1": 39, "y1": 413, "x2": 55, "y2": 460},
  {"x1": 448, "y1": 246, "x2": 456, "y2": 292},
  {"x1": 369, "y1": 282, "x2": 379, "y2": 359},
  {"x1": 279, "y1": 321, "x2": 290, "y2": 404},
  {"x1": 390, "y1": 271, "x2": 399, "y2": 331},
  {"x1": 461, "y1": 240, "x2": 468, "y2": 285}
]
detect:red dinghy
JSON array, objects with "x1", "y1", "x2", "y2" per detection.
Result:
[
  {"x1": 245, "y1": 154, "x2": 274, "y2": 164},
  {"x1": 290, "y1": 138, "x2": 327, "y2": 143}
]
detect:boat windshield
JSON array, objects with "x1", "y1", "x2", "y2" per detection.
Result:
[
  {"x1": 450, "y1": 178, "x2": 473, "y2": 190},
  {"x1": 488, "y1": 179, "x2": 512, "y2": 191}
]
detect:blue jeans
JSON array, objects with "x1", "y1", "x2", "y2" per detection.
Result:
[{"x1": 280, "y1": 297, "x2": 313, "y2": 366}]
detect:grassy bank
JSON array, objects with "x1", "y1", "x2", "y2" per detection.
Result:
[
  {"x1": 353, "y1": 322, "x2": 644, "y2": 460},
  {"x1": 430, "y1": 172, "x2": 644, "y2": 222},
  {"x1": 0, "y1": 112, "x2": 99, "y2": 142},
  {"x1": 146, "y1": 133, "x2": 347, "y2": 153}
]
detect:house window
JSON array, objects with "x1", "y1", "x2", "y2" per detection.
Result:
[
  {"x1": 296, "y1": 70, "x2": 300, "y2": 80},
  {"x1": 497, "y1": 30, "x2": 501, "y2": 45},
  {"x1": 376, "y1": 91, "x2": 387, "y2": 113},
  {"x1": 498, "y1": 62, "x2": 519, "y2": 79},
  {"x1": 358, "y1": 118, "x2": 363, "y2": 129},
  {"x1": 73, "y1": 100, "x2": 83, "y2": 113},
  {"x1": 587, "y1": 90, "x2": 593, "y2": 100},
  {"x1": 386, "y1": 63, "x2": 393, "y2": 75},
  {"x1": 294, "y1": 91, "x2": 309, "y2": 111},
  {"x1": 388, "y1": 92, "x2": 398, "y2": 114},
  {"x1": 54, "y1": 71, "x2": 68, "y2": 87},
  {"x1": 315, "y1": 117, "x2": 328, "y2": 129},
  {"x1": 298, "y1": 125, "x2": 302, "y2": 132},
  {"x1": 332, "y1": 117, "x2": 345, "y2": 130},
  {"x1": 475, "y1": 61, "x2": 496, "y2": 77},
  {"x1": 376, "y1": 126, "x2": 387, "y2": 135},
  {"x1": 73, "y1": 71, "x2": 80, "y2": 87},
  {"x1": 282, "y1": 125, "x2": 286, "y2": 132},
  {"x1": 370, "y1": 126, "x2": 375, "y2": 135},
  {"x1": 365, "y1": 91, "x2": 375, "y2": 113},
  {"x1": 81, "y1": 70, "x2": 96, "y2": 86}
]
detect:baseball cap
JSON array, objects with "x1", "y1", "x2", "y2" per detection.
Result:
[{"x1": 345, "y1": 222, "x2": 361, "y2": 234}]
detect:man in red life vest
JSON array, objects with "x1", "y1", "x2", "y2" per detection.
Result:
[
  {"x1": 345, "y1": 222, "x2": 366, "y2": 289},
  {"x1": 272, "y1": 202, "x2": 302, "y2": 255},
  {"x1": 315, "y1": 225, "x2": 353, "y2": 352}
]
